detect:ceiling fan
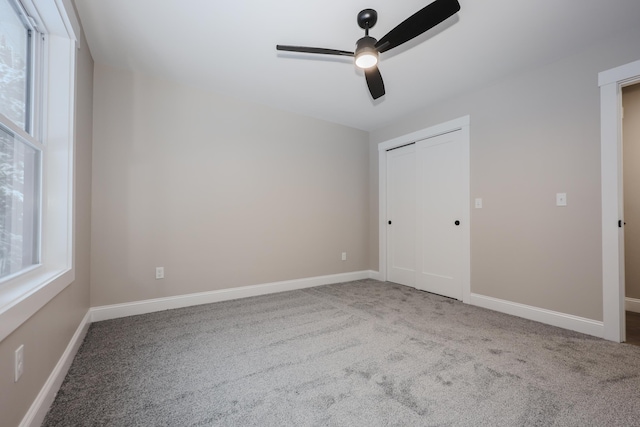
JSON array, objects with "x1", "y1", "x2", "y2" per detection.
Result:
[{"x1": 276, "y1": 0, "x2": 461, "y2": 100}]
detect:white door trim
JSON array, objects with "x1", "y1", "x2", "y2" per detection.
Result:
[
  {"x1": 600, "y1": 59, "x2": 640, "y2": 342},
  {"x1": 378, "y1": 115, "x2": 471, "y2": 303}
]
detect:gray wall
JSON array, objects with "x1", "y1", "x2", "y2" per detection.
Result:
[
  {"x1": 624, "y1": 83, "x2": 640, "y2": 300},
  {"x1": 370, "y1": 27, "x2": 640, "y2": 321},
  {"x1": 0, "y1": 28, "x2": 94, "y2": 427},
  {"x1": 90, "y1": 64, "x2": 370, "y2": 306}
]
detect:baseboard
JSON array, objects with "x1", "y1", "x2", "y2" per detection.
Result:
[
  {"x1": 20, "y1": 310, "x2": 92, "y2": 427},
  {"x1": 368, "y1": 270, "x2": 381, "y2": 281},
  {"x1": 91, "y1": 270, "x2": 377, "y2": 322},
  {"x1": 626, "y1": 297, "x2": 640, "y2": 313},
  {"x1": 469, "y1": 293, "x2": 604, "y2": 338}
]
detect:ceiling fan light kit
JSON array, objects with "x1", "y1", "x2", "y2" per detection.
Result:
[
  {"x1": 276, "y1": 0, "x2": 461, "y2": 100},
  {"x1": 355, "y1": 36, "x2": 378, "y2": 69}
]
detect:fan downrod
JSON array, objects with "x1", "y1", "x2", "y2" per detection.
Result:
[{"x1": 357, "y1": 9, "x2": 377, "y2": 30}]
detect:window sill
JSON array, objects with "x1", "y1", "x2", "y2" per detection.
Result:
[{"x1": 0, "y1": 266, "x2": 74, "y2": 341}]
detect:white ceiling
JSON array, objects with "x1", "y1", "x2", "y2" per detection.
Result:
[{"x1": 74, "y1": 0, "x2": 640, "y2": 131}]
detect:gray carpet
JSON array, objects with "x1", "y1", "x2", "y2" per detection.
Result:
[{"x1": 43, "y1": 279, "x2": 640, "y2": 426}]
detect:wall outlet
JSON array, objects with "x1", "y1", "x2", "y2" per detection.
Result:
[
  {"x1": 341, "y1": 252, "x2": 347, "y2": 261},
  {"x1": 15, "y1": 345, "x2": 24, "y2": 382},
  {"x1": 155, "y1": 267, "x2": 164, "y2": 279},
  {"x1": 556, "y1": 193, "x2": 567, "y2": 207}
]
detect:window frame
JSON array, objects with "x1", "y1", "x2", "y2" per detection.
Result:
[{"x1": 0, "y1": 0, "x2": 80, "y2": 342}]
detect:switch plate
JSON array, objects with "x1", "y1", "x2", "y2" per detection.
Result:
[
  {"x1": 475, "y1": 198, "x2": 483, "y2": 209},
  {"x1": 341, "y1": 252, "x2": 347, "y2": 261},
  {"x1": 155, "y1": 267, "x2": 164, "y2": 279},
  {"x1": 15, "y1": 345, "x2": 24, "y2": 382},
  {"x1": 556, "y1": 193, "x2": 567, "y2": 207}
]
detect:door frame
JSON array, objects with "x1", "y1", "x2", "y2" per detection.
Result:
[
  {"x1": 378, "y1": 115, "x2": 471, "y2": 302},
  {"x1": 600, "y1": 59, "x2": 640, "y2": 342}
]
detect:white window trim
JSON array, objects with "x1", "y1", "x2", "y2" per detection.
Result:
[{"x1": 0, "y1": 0, "x2": 78, "y2": 342}]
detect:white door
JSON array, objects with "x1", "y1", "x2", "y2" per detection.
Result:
[
  {"x1": 386, "y1": 144, "x2": 416, "y2": 287},
  {"x1": 415, "y1": 131, "x2": 465, "y2": 299},
  {"x1": 386, "y1": 130, "x2": 466, "y2": 299}
]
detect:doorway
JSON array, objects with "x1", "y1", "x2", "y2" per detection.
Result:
[
  {"x1": 379, "y1": 116, "x2": 470, "y2": 302},
  {"x1": 600, "y1": 59, "x2": 640, "y2": 342},
  {"x1": 623, "y1": 83, "x2": 640, "y2": 345}
]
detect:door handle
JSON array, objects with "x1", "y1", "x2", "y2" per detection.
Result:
[
  {"x1": 388, "y1": 220, "x2": 392, "y2": 225},
  {"x1": 454, "y1": 220, "x2": 460, "y2": 226}
]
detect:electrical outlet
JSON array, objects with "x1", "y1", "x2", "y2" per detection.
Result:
[
  {"x1": 556, "y1": 193, "x2": 567, "y2": 207},
  {"x1": 155, "y1": 267, "x2": 164, "y2": 279},
  {"x1": 341, "y1": 252, "x2": 347, "y2": 261},
  {"x1": 15, "y1": 345, "x2": 24, "y2": 382}
]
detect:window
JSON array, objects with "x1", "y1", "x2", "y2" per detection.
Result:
[
  {"x1": 0, "y1": 125, "x2": 40, "y2": 279},
  {"x1": 0, "y1": 0, "x2": 79, "y2": 342},
  {"x1": 0, "y1": 0, "x2": 31, "y2": 131},
  {"x1": 0, "y1": 0, "x2": 41, "y2": 282}
]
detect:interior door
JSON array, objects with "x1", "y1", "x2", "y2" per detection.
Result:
[
  {"x1": 386, "y1": 144, "x2": 416, "y2": 287},
  {"x1": 415, "y1": 130, "x2": 465, "y2": 299}
]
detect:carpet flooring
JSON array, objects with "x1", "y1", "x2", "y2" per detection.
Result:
[{"x1": 43, "y1": 279, "x2": 640, "y2": 426}]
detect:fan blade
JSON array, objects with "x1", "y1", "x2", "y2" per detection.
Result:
[
  {"x1": 365, "y1": 66, "x2": 385, "y2": 100},
  {"x1": 375, "y1": 0, "x2": 460, "y2": 53},
  {"x1": 276, "y1": 45, "x2": 354, "y2": 57}
]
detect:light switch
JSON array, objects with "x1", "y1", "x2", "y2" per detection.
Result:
[
  {"x1": 556, "y1": 193, "x2": 567, "y2": 207},
  {"x1": 475, "y1": 198, "x2": 483, "y2": 209}
]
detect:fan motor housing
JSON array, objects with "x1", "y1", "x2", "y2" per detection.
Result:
[{"x1": 356, "y1": 35, "x2": 377, "y2": 53}]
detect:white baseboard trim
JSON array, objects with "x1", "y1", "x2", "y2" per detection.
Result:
[
  {"x1": 469, "y1": 293, "x2": 604, "y2": 338},
  {"x1": 20, "y1": 310, "x2": 92, "y2": 427},
  {"x1": 626, "y1": 297, "x2": 640, "y2": 313},
  {"x1": 91, "y1": 270, "x2": 377, "y2": 322},
  {"x1": 368, "y1": 270, "x2": 381, "y2": 281}
]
